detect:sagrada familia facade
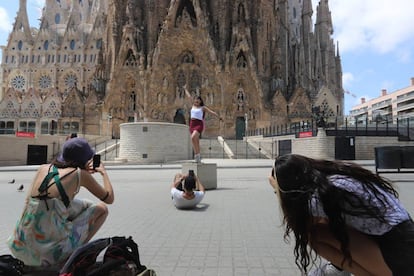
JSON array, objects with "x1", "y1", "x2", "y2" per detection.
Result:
[{"x1": 0, "y1": 0, "x2": 343, "y2": 139}]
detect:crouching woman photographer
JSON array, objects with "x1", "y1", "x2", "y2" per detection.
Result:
[{"x1": 8, "y1": 138, "x2": 114, "y2": 267}]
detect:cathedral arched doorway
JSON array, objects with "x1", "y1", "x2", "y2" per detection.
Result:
[
  {"x1": 174, "y1": 108, "x2": 186, "y2": 125},
  {"x1": 235, "y1": 116, "x2": 246, "y2": 140}
]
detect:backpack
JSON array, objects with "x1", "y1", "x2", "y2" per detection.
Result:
[
  {"x1": 0, "y1": 254, "x2": 61, "y2": 276},
  {"x1": 0, "y1": 254, "x2": 24, "y2": 276},
  {"x1": 59, "y1": 236, "x2": 149, "y2": 276}
]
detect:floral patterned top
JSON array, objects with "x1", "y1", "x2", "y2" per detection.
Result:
[
  {"x1": 309, "y1": 175, "x2": 410, "y2": 235},
  {"x1": 7, "y1": 167, "x2": 97, "y2": 266}
]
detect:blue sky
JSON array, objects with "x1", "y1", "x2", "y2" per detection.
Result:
[{"x1": 0, "y1": 0, "x2": 413, "y2": 115}]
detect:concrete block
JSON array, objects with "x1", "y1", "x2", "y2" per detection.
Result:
[{"x1": 182, "y1": 162, "x2": 217, "y2": 190}]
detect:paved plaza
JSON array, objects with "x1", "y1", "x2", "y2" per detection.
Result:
[{"x1": 0, "y1": 159, "x2": 413, "y2": 276}]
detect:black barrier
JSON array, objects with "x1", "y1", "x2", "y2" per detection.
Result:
[
  {"x1": 27, "y1": 145, "x2": 48, "y2": 165},
  {"x1": 401, "y1": 146, "x2": 414, "y2": 168},
  {"x1": 375, "y1": 146, "x2": 414, "y2": 173}
]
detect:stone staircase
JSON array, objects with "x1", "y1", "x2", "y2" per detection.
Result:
[
  {"x1": 224, "y1": 139, "x2": 267, "y2": 159},
  {"x1": 199, "y1": 138, "x2": 228, "y2": 159},
  {"x1": 91, "y1": 138, "x2": 120, "y2": 162},
  {"x1": 95, "y1": 136, "x2": 272, "y2": 162},
  {"x1": 200, "y1": 137, "x2": 271, "y2": 159}
]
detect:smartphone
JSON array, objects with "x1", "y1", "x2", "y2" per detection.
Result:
[
  {"x1": 188, "y1": 169, "x2": 195, "y2": 177},
  {"x1": 93, "y1": 154, "x2": 101, "y2": 169}
]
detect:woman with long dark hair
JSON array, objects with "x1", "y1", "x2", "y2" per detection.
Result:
[
  {"x1": 184, "y1": 85, "x2": 221, "y2": 162},
  {"x1": 269, "y1": 154, "x2": 414, "y2": 276}
]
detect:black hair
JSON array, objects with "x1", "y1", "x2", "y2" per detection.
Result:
[
  {"x1": 184, "y1": 175, "x2": 196, "y2": 191},
  {"x1": 194, "y1": 96, "x2": 204, "y2": 106},
  {"x1": 274, "y1": 154, "x2": 398, "y2": 273}
]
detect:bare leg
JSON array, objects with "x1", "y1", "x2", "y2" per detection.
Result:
[
  {"x1": 310, "y1": 223, "x2": 392, "y2": 276},
  {"x1": 191, "y1": 131, "x2": 201, "y2": 155},
  {"x1": 85, "y1": 202, "x2": 108, "y2": 242}
]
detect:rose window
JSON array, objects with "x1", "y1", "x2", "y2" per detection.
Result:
[
  {"x1": 64, "y1": 74, "x2": 78, "y2": 88},
  {"x1": 11, "y1": 75, "x2": 25, "y2": 90},
  {"x1": 39, "y1": 75, "x2": 52, "y2": 89}
]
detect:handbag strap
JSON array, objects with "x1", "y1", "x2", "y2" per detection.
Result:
[
  {"x1": 38, "y1": 164, "x2": 59, "y2": 194},
  {"x1": 52, "y1": 165, "x2": 71, "y2": 207},
  {"x1": 37, "y1": 165, "x2": 73, "y2": 208}
]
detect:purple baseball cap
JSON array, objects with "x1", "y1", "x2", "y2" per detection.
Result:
[{"x1": 58, "y1": 138, "x2": 95, "y2": 165}]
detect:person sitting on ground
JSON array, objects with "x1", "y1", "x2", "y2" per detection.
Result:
[
  {"x1": 8, "y1": 138, "x2": 115, "y2": 267},
  {"x1": 268, "y1": 154, "x2": 414, "y2": 276},
  {"x1": 171, "y1": 171, "x2": 205, "y2": 209}
]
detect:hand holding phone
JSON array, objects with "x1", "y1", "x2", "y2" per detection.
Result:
[{"x1": 93, "y1": 154, "x2": 101, "y2": 170}]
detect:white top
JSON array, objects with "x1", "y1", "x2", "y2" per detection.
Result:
[
  {"x1": 171, "y1": 188, "x2": 205, "y2": 209},
  {"x1": 190, "y1": 106, "x2": 204, "y2": 120},
  {"x1": 309, "y1": 175, "x2": 410, "y2": 235}
]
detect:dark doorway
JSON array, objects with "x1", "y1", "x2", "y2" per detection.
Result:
[
  {"x1": 335, "y1": 136, "x2": 355, "y2": 160},
  {"x1": 278, "y1": 140, "x2": 292, "y2": 156},
  {"x1": 27, "y1": 145, "x2": 48, "y2": 165},
  {"x1": 235, "y1": 117, "x2": 245, "y2": 140},
  {"x1": 174, "y1": 109, "x2": 186, "y2": 125}
]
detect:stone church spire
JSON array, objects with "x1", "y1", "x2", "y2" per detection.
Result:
[
  {"x1": 35, "y1": 0, "x2": 73, "y2": 48},
  {"x1": 315, "y1": 0, "x2": 333, "y2": 48},
  {"x1": 228, "y1": 0, "x2": 255, "y2": 71},
  {"x1": 302, "y1": 0, "x2": 313, "y2": 34},
  {"x1": 314, "y1": 0, "x2": 337, "y2": 89},
  {"x1": 300, "y1": 0, "x2": 314, "y2": 93},
  {"x1": 9, "y1": 0, "x2": 33, "y2": 46}
]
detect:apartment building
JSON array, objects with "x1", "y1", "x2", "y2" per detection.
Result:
[{"x1": 349, "y1": 78, "x2": 414, "y2": 125}]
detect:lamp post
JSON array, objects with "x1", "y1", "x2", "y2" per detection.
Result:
[
  {"x1": 107, "y1": 114, "x2": 112, "y2": 137},
  {"x1": 244, "y1": 112, "x2": 248, "y2": 137},
  {"x1": 244, "y1": 113, "x2": 248, "y2": 158}
]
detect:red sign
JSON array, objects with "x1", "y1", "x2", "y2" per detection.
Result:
[
  {"x1": 298, "y1": 131, "x2": 313, "y2": 138},
  {"x1": 16, "y1": 131, "x2": 35, "y2": 138}
]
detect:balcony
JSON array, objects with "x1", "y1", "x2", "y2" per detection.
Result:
[
  {"x1": 397, "y1": 111, "x2": 414, "y2": 120},
  {"x1": 396, "y1": 91, "x2": 414, "y2": 103},
  {"x1": 397, "y1": 102, "x2": 414, "y2": 112}
]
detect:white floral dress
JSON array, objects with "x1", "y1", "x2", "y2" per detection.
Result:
[{"x1": 8, "y1": 166, "x2": 97, "y2": 266}]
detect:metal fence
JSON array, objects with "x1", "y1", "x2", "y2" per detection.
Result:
[
  {"x1": 248, "y1": 117, "x2": 414, "y2": 141},
  {"x1": 96, "y1": 117, "x2": 414, "y2": 162},
  {"x1": 200, "y1": 138, "x2": 273, "y2": 160},
  {"x1": 96, "y1": 138, "x2": 275, "y2": 161}
]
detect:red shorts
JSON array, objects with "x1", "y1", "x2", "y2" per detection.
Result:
[{"x1": 189, "y1": 119, "x2": 204, "y2": 134}]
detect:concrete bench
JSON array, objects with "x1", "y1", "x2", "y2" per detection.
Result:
[
  {"x1": 375, "y1": 146, "x2": 414, "y2": 174},
  {"x1": 181, "y1": 162, "x2": 217, "y2": 190}
]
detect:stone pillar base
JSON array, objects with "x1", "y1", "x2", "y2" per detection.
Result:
[{"x1": 181, "y1": 163, "x2": 217, "y2": 190}]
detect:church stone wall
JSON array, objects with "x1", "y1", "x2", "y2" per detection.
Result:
[{"x1": 0, "y1": 0, "x2": 343, "y2": 139}]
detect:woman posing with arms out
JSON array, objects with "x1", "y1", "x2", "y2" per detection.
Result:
[
  {"x1": 8, "y1": 138, "x2": 114, "y2": 267},
  {"x1": 184, "y1": 85, "x2": 221, "y2": 163},
  {"x1": 268, "y1": 154, "x2": 414, "y2": 276}
]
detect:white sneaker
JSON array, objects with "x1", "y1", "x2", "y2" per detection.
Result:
[
  {"x1": 194, "y1": 154, "x2": 201, "y2": 163},
  {"x1": 308, "y1": 262, "x2": 351, "y2": 276}
]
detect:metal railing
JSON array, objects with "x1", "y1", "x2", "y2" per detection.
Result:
[
  {"x1": 248, "y1": 117, "x2": 414, "y2": 141},
  {"x1": 200, "y1": 138, "x2": 273, "y2": 160}
]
